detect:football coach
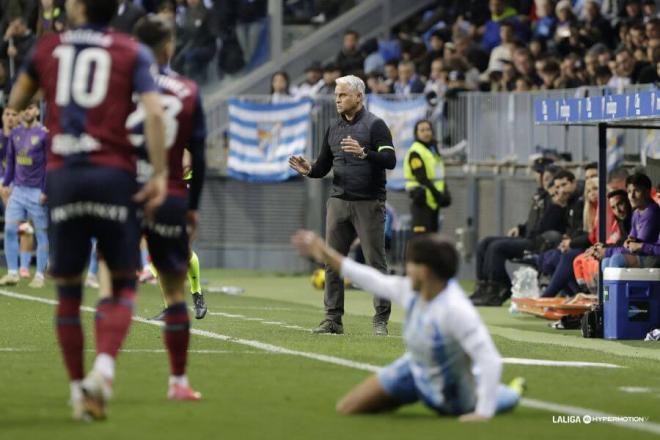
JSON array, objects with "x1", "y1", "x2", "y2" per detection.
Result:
[{"x1": 289, "y1": 75, "x2": 396, "y2": 336}]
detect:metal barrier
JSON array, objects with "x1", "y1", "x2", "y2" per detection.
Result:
[{"x1": 456, "y1": 85, "x2": 652, "y2": 164}]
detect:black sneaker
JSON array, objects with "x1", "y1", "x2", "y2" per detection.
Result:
[
  {"x1": 312, "y1": 319, "x2": 343, "y2": 334},
  {"x1": 373, "y1": 321, "x2": 388, "y2": 336},
  {"x1": 150, "y1": 309, "x2": 166, "y2": 321},
  {"x1": 192, "y1": 292, "x2": 207, "y2": 320}
]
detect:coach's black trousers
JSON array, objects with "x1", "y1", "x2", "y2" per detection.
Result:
[{"x1": 324, "y1": 197, "x2": 390, "y2": 324}]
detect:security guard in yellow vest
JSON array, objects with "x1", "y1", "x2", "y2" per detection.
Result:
[{"x1": 403, "y1": 120, "x2": 451, "y2": 234}]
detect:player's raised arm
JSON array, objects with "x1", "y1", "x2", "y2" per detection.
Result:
[{"x1": 291, "y1": 230, "x2": 411, "y2": 306}]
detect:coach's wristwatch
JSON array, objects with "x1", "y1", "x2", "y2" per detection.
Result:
[{"x1": 358, "y1": 147, "x2": 368, "y2": 160}]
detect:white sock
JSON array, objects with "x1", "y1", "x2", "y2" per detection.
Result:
[
  {"x1": 169, "y1": 375, "x2": 188, "y2": 387},
  {"x1": 34, "y1": 272, "x2": 44, "y2": 279},
  {"x1": 93, "y1": 353, "x2": 115, "y2": 381},
  {"x1": 8, "y1": 270, "x2": 17, "y2": 276},
  {"x1": 70, "y1": 380, "x2": 82, "y2": 402}
]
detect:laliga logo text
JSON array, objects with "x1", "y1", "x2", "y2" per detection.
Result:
[{"x1": 552, "y1": 415, "x2": 649, "y2": 424}]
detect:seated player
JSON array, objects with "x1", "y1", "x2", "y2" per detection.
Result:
[
  {"x1": 601, "y1": 173, "x2": 659, "y2": 269},
  {"x1": 292, "y1": 230, "x2": 525, "y2": 421},
  {"x1": 134, "y1": 15, "x2": 207, "y2": 400}
]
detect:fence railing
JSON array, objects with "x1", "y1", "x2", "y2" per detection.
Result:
[{"x1": 204, "y1": 85, "x2": 656, "y2": 174}]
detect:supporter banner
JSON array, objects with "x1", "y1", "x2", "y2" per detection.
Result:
[
  {"x1": 368, "y1": 95, "x2": 428, "y2": 190},
  {"x1": 227, "y1": 99, "x2": 312, "y2": 182}
]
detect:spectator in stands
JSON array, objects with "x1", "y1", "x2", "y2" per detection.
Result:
[
  {"x1": 646, "y1": 17, "x2": 660, "y2": 39},
  {"x1": 602, "y1": 172, "x2": 660, "y2": 268},
  {"x1": 488, "y1": 21, "x2": 517, "y2": 73},
  {"x1": 0, "y1": 17, "x2": 35, "y2": 83},
  {"x1": 642, "y1": 0, "x2": 657, "y2": 21},
  {"x1": 382, "y1": 60, "x2": 398, "y2": 93},
  {"x1": 608, "y1": 48, "x2": 645, "y2": 88},
  {"x1": 595, "y1": 65, "x2": 613, "y2": 85},
  {"x1": 471, "y1": 160, "x2": 567, "y2": 307},
  {"x1": 513, "y1": 47, "x2": 542, "y2": 87},
  {"x1": 575, "y1": 189, "x2": 632, "y2": 292},
  {"x1": 173, "y1": 0, "x2": 217, "y2": 83},
  {"x1": 480, "y1": 0, "x2": 518, "y2": 52},
  {"x1": 36, "y1": 0, "x2": 65, "y2": 37},
  {"x1": 335, "y1": 30, "x2": 365, "y2": 77},
  {"x1": 110, "y1": 0, "x2": 145, "y2": 34},
  {"x1": 365, "y1": 72, "x2": 390, "y2": 95},
  {"x1": 424, "y1": 58, "x2": 448, "y2": 99},
  {"x1": 560, "y1": 54, "x2": 587, "y2": 87},
  {"x1": 270, "y1": 71, "x2": 296, "y2": 104},
  {"x1": 394, "y1": 60, "x2": 425, "y2": 96},
  {"x1": 622, "y1": 0, "x2": 644, "y2": 25},
  {"x1": 312, "y1": 62, "x2": 342, "y2": 96},
  {"x1": 554, "y1": 0, "x2": 578, "y2": 43},
  {"x1": 540, "y1": 59, "x2": 564, "y2": 89},
  {"x1": 419, "y1": 30, "x2": 446, "y2": 77},
  {"x1": 0, "y1": 0, "x2": 35, "y2": 35},
  {"x1": 638, "y1": 38, "x2": 660, "y2": 82},
  {"x1": 581, "y1": 0, "x2": 614, "y2": 48},
  {"x1": 297, "y1": 62, "x2": 323, "y2": 99},
  {"x1": 235, "y1": 0, "x2": 267, "y2": 68},
  {"x1": 532, "y1": 0, "x2": 557, "y2": 43}
]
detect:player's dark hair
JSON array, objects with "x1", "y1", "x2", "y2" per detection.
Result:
[
  {"x1": 554, "y1": 169, "x2": 576, "y2": 182},
  {"x1": 81, "y1": 0, "x2": 118, "y2": 25},
  {"x1": 585, "y1": 162, "x2": 598, "y2": 171},
  {"x1": 607, "y1": 189, "x2": 628, "y2": 200},
  {"x1": 134, "y1": 15, "x2": 174, "y2": 50},
  {"x1": 406, "y1": 235, "x2": 459, "y2": 281},
  {"x1": 625, "y1": 172, "x2": 653, "y2": 191}
]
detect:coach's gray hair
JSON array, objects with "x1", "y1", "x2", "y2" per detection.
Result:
[{"x1": 335, "y1": 75, "x2": 365, "y2": 96}]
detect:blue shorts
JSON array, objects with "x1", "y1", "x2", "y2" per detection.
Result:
[
  {"x1": 45, "y1": 166, "x2": 141, "y2": 277},
  {"x1": 4, "y1": 185, "x2": 48, "y2": 230},
  {"x1": 378, "y1": 354, "x2": 520, "y2": 416},
  {"x1": 144, "y1": 195, "x2": 189, "y2": 274}
]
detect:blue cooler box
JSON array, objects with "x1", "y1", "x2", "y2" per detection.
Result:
[{"x1": 603, "y1": 268, "x2": 660, "y2": 340}]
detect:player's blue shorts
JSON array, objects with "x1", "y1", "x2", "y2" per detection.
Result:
[
  {"x1": 4, "y1": 185, "x2": 48, "y2": 230},
  {"x1": 144, "y1": 195, "x2": 189, "y2": 274},
  {"x1": 45, "y1": 166, "x2": 141, "y2": 277},
  {"x1": 378, "y1": 354, "x2": 520, "y2": 416}
]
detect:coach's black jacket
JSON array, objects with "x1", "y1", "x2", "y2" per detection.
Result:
[{"x1": 307, "y1": 107, "x2": 396, "y2": 201}]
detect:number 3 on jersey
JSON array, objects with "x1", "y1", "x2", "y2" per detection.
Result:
[
  {"x1": 126, "y1": 95, "x2": 182, "y2": 150},
  {"x1": 54, "y1": 45, "x2": 111, "y2": 108}
]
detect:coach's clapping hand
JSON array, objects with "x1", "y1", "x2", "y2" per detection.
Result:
[
  {"x1": 340, "y1": 136, "x2": 364, "y2": 158},
  {"x1": 289, "y1": 155, "x2": 311, "y2": 176}
]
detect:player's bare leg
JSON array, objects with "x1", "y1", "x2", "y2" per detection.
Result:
[{"x1": 336, "y1": 375, "x2": 401, "y2": 415}]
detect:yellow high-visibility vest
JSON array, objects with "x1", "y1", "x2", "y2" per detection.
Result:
[{"x1": 403, "y1": 141, "x2": 446, "y2": 210}]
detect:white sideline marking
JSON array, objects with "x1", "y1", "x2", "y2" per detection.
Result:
[
  {"x1": 209, "y1": 311, "x2": 312, "y2": 332},
  {"x1": 219, "y1": 306, "x2": 300, "y2": 312},
  {"x1": 0, "y1": 347, "x2": 266, "y2": 354},
  {"x1": 2, "y1": 288, "x2": 658, "y2": 435},
  {"x1": 502, "y1": 357, "x2": 621, "y2": 369},
  {"x1": 619, "y1": 387, "x2": 654, "y2": 394}
]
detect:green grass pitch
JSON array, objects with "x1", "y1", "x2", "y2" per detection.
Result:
[{"x1": 1, "y1": 269, "x2": 659, "y2": 440}]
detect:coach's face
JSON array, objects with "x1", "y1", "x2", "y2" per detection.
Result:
[{"x1": 335, "y1": 83, "x2": 361, "y2": 116}]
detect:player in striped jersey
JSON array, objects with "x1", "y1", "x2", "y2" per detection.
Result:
[{"x1": 292, "y1": 230, "x2": 525, "y2": 421}]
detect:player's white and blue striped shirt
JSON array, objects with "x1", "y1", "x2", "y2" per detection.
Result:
[{"x1": 341, "y1": 258, "x2": 503, "y2": 417}]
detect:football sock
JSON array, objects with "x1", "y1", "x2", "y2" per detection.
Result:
[
  {"x1": 163, "y1": 302, "x2": 190, "y2": 376},
  {"x1": 95, "y1": 278, "x2": 136, "y2": 359},
  {"x1": 188, "y1": 251, "x2": 201, "y2": 294},
  {"x1": 20, "y1": 252, "x2": 32, "y2": 270},
  {"x1": 56, "y1": 284, "x2": 84, "y2": 381}
]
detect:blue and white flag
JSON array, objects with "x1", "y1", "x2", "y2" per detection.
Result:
[
  {"x1": 368, "y1": 95, "x2": 428, "y2": 190},
  {"x1": 228, "y1": 99, "x2": 312, "y2": 182}
]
